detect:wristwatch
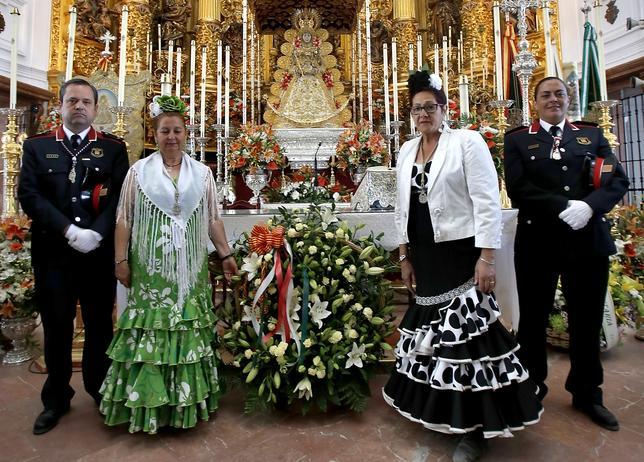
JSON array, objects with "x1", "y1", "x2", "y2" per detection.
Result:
[{"x1": 399, "y1": 254, "x2": 408, "y2": 263}]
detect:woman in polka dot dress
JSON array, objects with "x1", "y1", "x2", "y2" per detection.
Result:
[{"x1": 383, "y1": 70, "x2": 543, "y2": 462}]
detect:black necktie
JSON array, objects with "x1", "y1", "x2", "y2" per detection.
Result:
[
  {"x1": 71, "y1": 134, "x2": 82, "y2": 149},
  {"x1": 549, "y1": 126, "x2": 561, "y2": 138}
]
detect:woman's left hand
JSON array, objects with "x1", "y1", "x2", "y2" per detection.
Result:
[
  {"x1": 222, "y1": 256, "x2": 238, "y2": 282},
  {"x1": 474, "y1": 258, "x2": 496, "y2": 294}
]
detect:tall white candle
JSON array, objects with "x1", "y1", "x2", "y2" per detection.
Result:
[
  {"x1": 434, "y1": 43, "x2": 439, "y2": 76},
  {"x1": 416, "y1": 34, "x2": 422, "y2": 69},
  {"x1": 365, "y1": 0, "x2": 373, "y2": 123},
  {"x1": 242, "y1": 0, "x2": 248, "y2": 124},
  {"x1": 146, "y1": 30, "x2": 150, "y2": 68},
  {"x1": 442, "y1": 36, "x2": 449, "y2": 99},
  {"x1": 167, "y1": 39, "x2": 174, "y2": 76},
  {"x1": 250, "y1": 20, "x2": 255, "y2": 123},
  {"x1": 224, "y1": 46, "x2": 230, "y2": 139},
  {"x1": 65, "y1": 6, "x2": 77, "y2": 81},
  {"x1": 9, "y1": 8, "x2": 19, "y2": 109},
  {"x1": 392, "y1": 38, "x2": 399, "y2": 122},
  {"x1": 383, "y1": 43, "x2": 391, "y2": 133},
  {"x1": 408, "y1": 43, "x2": 414, "y2": 71},
  {"x1": 493, "y1": 1, "x2": 503, "y2": 99},
  {"x1": 542, "y1": 2, "x2": 553, "y2": 76},
  {"x1": 148, "y1": 41, "x2": 153, "y2": 74},
  {"x1": 457, "y1": 40, "x2": 462, "y2": 75},
  {"x1": 117, "y1": 5, "x2": 128, "y2": 105},
  {"x1": 459, "y1": 74, "x2": 470, "y2": 119},
  {"x1": 160, "y1": 73, "x2": 172, "y2": 96},
  {"x1": 594, "y1": 1, "x2": 608, "y2": 100},
  {"x1": 217, "y1": 41, "x2": 223, "y2": 125},
  {"x1": 189, "y1": 40, "x2": 196, "y2": 124},
  {"x1": 175, "y1": 47, "x2": 182, "y2": 96},
  {"x1": 200, "y1": 46, "x2": 207, "y2": 137},
  {"x1": 351, "y1": 36, "x2": 357, "y2": 121},
  {"x1": 357, "y1": 17, "x2": 363, "y2": 120},
  {"x1": 257, "y1": 37, "x2": 261, "y2": 121},
  {"x1": 157, "y1": 24, "x2": 162, "y2": 54}
]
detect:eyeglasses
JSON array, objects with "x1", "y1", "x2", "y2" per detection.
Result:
[{"x1": 410, "y1": 103, "x2": 443, "y2": 115}]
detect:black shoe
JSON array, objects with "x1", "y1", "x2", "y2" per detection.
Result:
[
  {"x1": 573, "y1": 401, "x2": 619, "y2": 431},
  {"x1": 33, "y1": 408, "x2": 69, "y2": 435},
  {"x1": 535, "y1": 383, "x2": 548, "y2": 402},
  {"x1": 452, "y1": 431, "x2": 488, "y2": 462}
]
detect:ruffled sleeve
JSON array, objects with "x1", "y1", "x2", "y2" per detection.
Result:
[{"x1": 115, "y1": 166, "x2": 138, "y2": 228}]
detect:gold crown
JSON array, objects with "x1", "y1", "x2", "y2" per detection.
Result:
[{"x1": 291, "y1": 8, "x2": 321, "y2": 31}]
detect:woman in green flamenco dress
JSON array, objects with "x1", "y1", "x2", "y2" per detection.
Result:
[{"x1": 99, "y1": 96, "x2": 238, "y2": 433}]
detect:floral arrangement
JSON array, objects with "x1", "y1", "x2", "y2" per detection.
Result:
[
  {"x1": 227, "y1": 123, "x2": 287, "y2": 175},
  {"x1": 37, "y1": 109, "x2": 62, "y2": 134},
  {"x1": 334, "y1": 120, "x2": 388, "y2": 170},
  {"x1": 264, "y1": 166, "x2": 351, "y2": 204},
  {"x1": 218, "y1": 206, "x2": 396, "y2": 413},
  {"x1": 0, "y1": 217, "x2": 37, "y2": 319},
  {"x1": 548, "y1": 204, "x2": 644, "y2": 339}
]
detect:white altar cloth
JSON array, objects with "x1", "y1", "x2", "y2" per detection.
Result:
[{"x1": 220, "y1": 208, "x2": 520, "y2": 330}]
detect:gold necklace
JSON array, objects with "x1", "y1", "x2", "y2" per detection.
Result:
[{"x1": 418, "y1": 138, "x2": 439, "y2": 204}]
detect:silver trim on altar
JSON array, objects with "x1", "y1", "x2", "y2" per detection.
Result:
[
  {"x1": 275, "y1": 128, "x2": 345, "y2": 169},
  {"x1": 351, "y1": 166, "x2": 397, "y2": 211}
]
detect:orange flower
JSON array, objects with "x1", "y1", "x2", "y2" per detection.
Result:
[
  {"x1": 317, "y1": 175, "x2": 328, "y2": 187},
  {"x1": 266, "y1": 161, "x2": 279, "y2": 171},
  {"x1": 5, "y1": 223, "x2": 26, "y2": 241},
  {"x1": 0, "y1": 301, "x2": 15, "y2": 318},
  {"x1": 9, "y1": 241, "x2": 23, "y2": 252}
]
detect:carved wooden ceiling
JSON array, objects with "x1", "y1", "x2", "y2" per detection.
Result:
[{"x1": 250, "y1": 0, "x2": 362, "y2": 33}]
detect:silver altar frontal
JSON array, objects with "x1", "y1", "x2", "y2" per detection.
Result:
[
  {"x1": 351, "y1": 166, "x2": 397, "y2": 211},
  {"x1": 275, "y1": 128, "x2": 345, "y2": 169}
]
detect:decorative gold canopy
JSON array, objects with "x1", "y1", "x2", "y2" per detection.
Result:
[{"x1": 251, "y1": 0, "x2": 362, "y2": 33}]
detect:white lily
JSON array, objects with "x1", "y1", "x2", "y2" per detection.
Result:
[
  {"x1": 345, "y1": 342, "x2": 367, "y2": 369},
  {"x1": 293, "y1": 376, "x2": 313, "y2": 400},
  {"x1": 320, "y1": 208, "x2": 339, "y2": 230},
  {"x1": 309, "y1": 295, "x2": 331, "y2": 328},
  {"x1": 241, "y1": 252, "x2": 263, "y2": 281}
]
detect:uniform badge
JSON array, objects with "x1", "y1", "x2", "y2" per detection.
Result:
[
  {"x1": 576, "y1": 137, "x2": 591, "y2": 145},
  {"x1": 528, "y1": 144, "x2": 539, "y2": 150},
  {"x1": 91, "y1": 148, "x2": 104, "y2": 158},
  {"x1": 45, "y1": 153, "x2": 59, "y2": 159}
]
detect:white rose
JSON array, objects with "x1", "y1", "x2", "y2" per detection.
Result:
[
  {"x1": 348, "y1": 329, "x2": 359, "y2": 339},
  {"x1": 335, "y1": 258, "x2": 345, "y2": 265},
  {"x1": 287, "y1": 228, "x2": 298, "y2": 238},
  {"x1": 244, "y1": 349, "x2": 253, "y2": 359},
  {"x1": 295, "y1": 223, "x2": 305, "y2": 231},
  {"x1": 363, "y1": 307, "x2": 373, "y2": 319},
  {"x1": 335, "y1": 228, "x2": 345, "y2": 238},
  {"x1": 349, "y1": 265, "x2": 357, "y2": 274},
  {"x1": 308, "y1": 246, "x2": 318, "y2": 255},
  {"x1": 325, "y1": 232, "x2": 334, "y2": 239},
  {"x1": 304, "y1": 338, "x2": 313, "y2": 348},
  {"x1": 329, "y1": 331, "x2": 343, "y2": 344}
]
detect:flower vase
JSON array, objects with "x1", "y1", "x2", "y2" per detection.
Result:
[
  {"x1": 1, "y1": 316, "x2": 37, "y2": 364},
  {"x1": 352, "y1": 165, "x2": 367, "y2": 186},
  {"x1": 244, "y1": 172, "x2": 268, "y2": 206}
]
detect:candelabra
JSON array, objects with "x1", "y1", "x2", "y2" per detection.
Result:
[
  {"x1": 195, "y1": 136, "x2": 210, "y2": 163},
  {"x1": 0, "y1": 108, "x2": 25, "y2": 218},
  {"x1": 186, "y1": 124, "x2": 200, "y2": 158},
  {"x1": 109, "y1": 105, "x2": 133, "y2": 142},
  {"x1": 501, "y1": 0, "x2": 540, "y2": 126},
  {"x1": 490, "y1": 99, "x2": 515, "y2": 209},
  {"x1": 591, "y1": 100, "x2": 620, "y2": 151},
  {"x1": 211, "y1": 123, "x2": 225, "y2": 182}
]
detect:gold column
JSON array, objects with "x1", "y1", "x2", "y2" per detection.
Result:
[
  {"x1": 460, "y1": 0, "x2": 495, "y2": 104},
  {"x1": 47, "y1": 0, "x2": 75, "y2": 97},
  {"x1": 196, "y1": 0, "x2": 223, "y2": 88},
  {"x1": 122, "y1": 0, "x2": 151, "y2": 74},
  {"x1": 392, "y1": 0, "x2": 417, "y2": 109}
]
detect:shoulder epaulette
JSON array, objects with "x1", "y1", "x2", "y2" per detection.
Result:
[
  {"x1": 505, "y1": 125, "x2": 529, "y2": 136},
  {"x1": 27, "y1": 130, "x2": 56, "y2": 140},
  {"x1": 97, "y1": 131, "x2": 126, "y2": 143},
  {"x1": 571, "y1": 120, "x2": 599, "y2": 128}
]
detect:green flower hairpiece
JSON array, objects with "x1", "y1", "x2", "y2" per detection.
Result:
[{"x1": 149, "y1": 95, "x2": 188, "y2": 118}]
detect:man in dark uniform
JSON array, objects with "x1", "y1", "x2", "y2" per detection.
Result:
[
  {"x1": 504, "y1": 76, "x2": 629, "y2": 431},
  {"x1": 18, "y1": 78, "x2": 129, "y2": 434}
]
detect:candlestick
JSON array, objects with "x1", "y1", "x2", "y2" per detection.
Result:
[
  {"x1": 117, "y1": 5, "x2": 128, "y2": 105},
  {"x1": 217, "y1": 41, "x2": 223, "y2": 125},
  {"x1": 365, "y1": 0, "x2": 373, "y2": 123},
  {"x1": 242, "y1": 0, "x2": 248, "y2": 124},
  {"x1": 392, "y1": 38, "x2": 399, "y2": 122},
  {"x1": 383, "y1": 43, "x2": 391, "y2": 162},
  {"x1": 0, "y1": 108, "x2": 24, "y2": 217},
  {"x1": 175, "y1": 47, "x2": 182, "y2": 96},
  {"x1": 416, "y1": 34, "x2": 422, "y2": 69},
  {"x1": 189, "y1": 40, "x2": 196, "y2": 124},
  {"x1": 9, "y1": 8, "x2": 19, "y2": 109},
  {"x1": 65, "y1": 6, "x2": 77, "y2": 80},
  {"x1": 167, "y1": 39, "x2": 174, "y2": 76},
  {"x1": 200, "y1": 46, "x2": 207, "y2": 138},
  {"x1": 493, "y1": 1, "x2": 503, "y2": 99}
]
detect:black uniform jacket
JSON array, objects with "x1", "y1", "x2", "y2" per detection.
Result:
[
  {"x1": 504, "y1": 120, "x2": 629, "y2": 257},
  {"x1": 18, "y1": 126, "x2": 129, "y2": 265}
]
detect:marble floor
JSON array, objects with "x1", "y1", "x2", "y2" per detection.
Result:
[{"x1": 1, "y1": 331, "x2": 642, "y2": 462}]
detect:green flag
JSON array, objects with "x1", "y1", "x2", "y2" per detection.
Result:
[{"x1": 580, "y1": 21, "x2": 602, "y2": 117}]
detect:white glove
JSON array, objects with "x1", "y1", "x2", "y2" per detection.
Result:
[
  {"x1": 69, "y1": 229, "x2": 102, "y2": 253},
  {"x1": 64, "y1": 224, "x2": 82, "y2": 242},
  {"x1": 558, "y1": 200, "x2": 593, "y2": 230}
]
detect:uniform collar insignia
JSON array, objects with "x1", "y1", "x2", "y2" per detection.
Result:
[{"x1": 528, "y1": 120, "x2": 540, "y2": 134}]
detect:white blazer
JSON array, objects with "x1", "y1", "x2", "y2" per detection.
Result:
[{"x1": 394, "y1": 125, "x2": 502, "y2": 249}]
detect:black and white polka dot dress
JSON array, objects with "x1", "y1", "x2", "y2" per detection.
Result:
[{"x1": 382, "y1": 162, "x2": 543, "y2": 438}]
